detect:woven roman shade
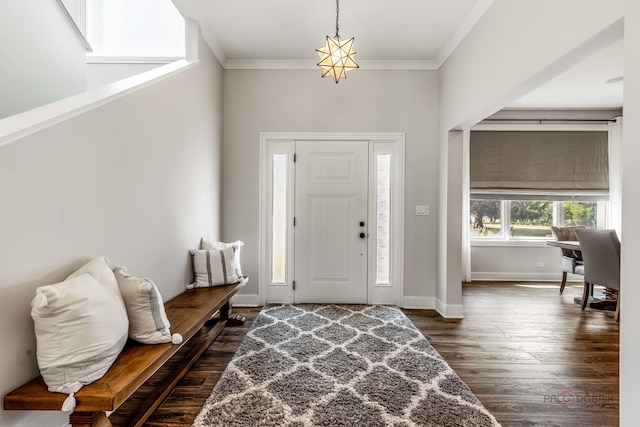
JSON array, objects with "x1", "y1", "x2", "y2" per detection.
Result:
[{"x1": 470, "y1": 131, "x2": 609, "y2": 201}]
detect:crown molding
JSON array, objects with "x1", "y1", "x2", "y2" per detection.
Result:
[
  {"x1": 223, "y1": 59, "x2": 438, "y2": 71},
  {"x1": 55, "y1": 0, "x2": 92, "y2": 52},
  {"x1": 198, "y1": 21, "x2": 227, "y2": 67},
  {"x1": 224, "y1": 59, "x2": 316, "y2": 70},
  {"x1": 357, "y1": 60, "x2": 438, "y2": 70},
  {"x1": 435, "y1": 0, "x2": 494, "y2": 67}
]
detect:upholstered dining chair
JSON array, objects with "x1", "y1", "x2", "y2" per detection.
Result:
[
  {"x1": 574, "y1": 228, "x2": 621, "y2": 322},
  {"x1": 551, "y1": 226, "x2": 585, "y2": 294}
]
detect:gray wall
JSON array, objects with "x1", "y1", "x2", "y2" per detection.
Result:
[
  {"x1": 222, "y1": 70, "x2": 439, "y2": 303},
  {"x1": 620, "y1": 0, "x2": 640, "y2": 422},
  {"x1": 0, "y1": 0, "x2": 87, "y2": 119},
  {"x1": 0, "y1": 36, "x2": 223, "y2": 427}
]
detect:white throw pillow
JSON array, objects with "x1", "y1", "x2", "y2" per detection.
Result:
[
  {"x1": 189, "y1": 247, "x2": 240, "y2": 288},
  {"x1": 66, "y1": 255, "x2": 118, "y2": 290},
  {"x1": 200, "y1": 238, "x2": 244, "y2": 278},
  {"x1": 30, "y1": 271, "x2": 129, "y2": 408},
  {"x1": 114, "y1": 267, "x2": 182, "y2": 345}
]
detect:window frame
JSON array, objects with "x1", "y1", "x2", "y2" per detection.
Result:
[
  {"x1": 82, "y1": 0, "x2": 186, "y2": 64},
  {"x1": 470, "y1": 199, "x2": 608, "y2": 246}
]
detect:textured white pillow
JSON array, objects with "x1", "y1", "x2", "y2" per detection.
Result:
[
  {"x1": 30, "y1": 271, "x2": 129, "y2": 407},
  {"x1": 200, "y1": 238, "x2": 244, "y2": 278},
  {"x1": 189, "y1": 247, "x2": 240, "y2": 288},
  {"x1": 66, "y1": 255, "x2": 118, "y2": 290},
  {"x1": 114, "y1": 267, "x2": 182, "y2": 345}
]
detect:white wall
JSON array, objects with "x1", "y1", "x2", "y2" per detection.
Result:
[
  {"x1": 620, "y1": 0, "x2": 640, "y2": 424},
  {"x1": 222, "y1": 70, "x2": 439, "y2": 305},
  {"x1": 0, "y1": 35, "x2": 223, "y2": 427},
  {"x1": 471, "y1": 245, "x2": 568, "y2": 282},
  {"x1": 86, "y1": 63, "x2": 164, "y2": 89},
  {"x1": 0, "y1": 0, "x2": 87, "y2": 119}
]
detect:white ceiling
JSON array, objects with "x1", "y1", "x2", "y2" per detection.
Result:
[
  {"x1": 172, "y1": 0, "x2": 624, "y2": 109},
  {"x1": 507, "y1": 39, "x2": 624, "y2": 110},
  {"x1": 173, "y1": 0, "x2": 491, "y2": 67}
]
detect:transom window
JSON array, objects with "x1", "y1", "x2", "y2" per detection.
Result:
[{"x1": 85, "y1": 0, "x2": 185, "y2": 60}]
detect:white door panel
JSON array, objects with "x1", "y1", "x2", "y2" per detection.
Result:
[{"x1": 294, "y1": 140, "x2": 368, "y2": 303}]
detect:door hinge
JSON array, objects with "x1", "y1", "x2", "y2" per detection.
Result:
[
  {"x1": 293, "y1": 280, "x2": 296, "y2": 290},
  {"x1": 293, "y1": 217, "x2": 296, "y2": 226},
  {"x1": 293, "y1": 153, "x2": 297, "y2": 162}
]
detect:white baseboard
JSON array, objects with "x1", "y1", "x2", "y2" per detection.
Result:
[
  {"x1": 471, "y1": 272, "x2": 582, "y2": 282},
  {"x1": 435, "y1": 299, "x2": 465, "y2": 319},
  {"x1": 232, "y1": 293, "x2": 469, "y2": 318},
  {"x1": 402, "y1": 296, "x2": 465, "y2": 319},
  {"x1": 231, "y1": 293, "x2": 261, "y2": 307},
  {"x1": 401, "y1": 296, "x2": 435, "y2": 310}
]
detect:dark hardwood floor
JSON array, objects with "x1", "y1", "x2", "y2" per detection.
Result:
[{"x1": 145, "y1": 282, "x2": 619, "y2": 427}]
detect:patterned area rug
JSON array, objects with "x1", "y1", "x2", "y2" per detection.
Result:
[{"x1": 193, "y1": 305, "x2": 501, "y2": 427}]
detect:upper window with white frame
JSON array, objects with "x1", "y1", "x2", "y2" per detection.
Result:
[{"x1": 85, "y1": 0, "x2": 185, "y2": 62}]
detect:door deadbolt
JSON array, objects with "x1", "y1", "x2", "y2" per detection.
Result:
[{"x1": 359, "y1": 221, "x2": 365, "y2": 227}]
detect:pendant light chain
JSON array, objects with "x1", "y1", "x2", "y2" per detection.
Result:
[{"x1": 335, "y1": 0, "x2": 340, "y2": 39}]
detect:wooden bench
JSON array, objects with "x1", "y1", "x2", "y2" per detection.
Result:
[{"x1": 4, "y1": 280, "x2": 245, "y2": 427}]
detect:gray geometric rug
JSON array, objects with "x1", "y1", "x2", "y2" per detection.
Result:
[{"x1": 193, "y1": 304, "x2": 501, "y2": 427}]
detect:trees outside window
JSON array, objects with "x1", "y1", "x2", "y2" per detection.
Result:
[
  {"x1": 563, "y1": 202, "x2": 597, "y2": 227},
  {"x1": 510, "y1": 201, "x2": 552, "y2": 238},
  {"x1": 470, "y1": 200, "x2": 502, "y2": 238},
  {"x1": 471, "y1": 200, "x2": 602, "y2": 240}
]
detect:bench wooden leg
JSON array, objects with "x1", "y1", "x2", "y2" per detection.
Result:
[
  {"x1": 219, "y1": 301, "x2": 230, "y2": 321},
  {"x1": 222, "y1": 299, "x2": 246, "y2": 326},
  {"x1": 69, "y1": 411, "x2": 112, "y2": 427}
]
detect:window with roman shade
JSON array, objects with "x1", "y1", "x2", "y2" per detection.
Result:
[{"x1": 470, "y1": 131, "x2": 609, "y2": 201}]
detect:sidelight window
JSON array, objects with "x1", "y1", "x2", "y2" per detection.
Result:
[
  {"x1": 376, "y1": 154, "x2": 391, "y2": 285},
  {"x1": 271, "y1": 154, "x2": 288, "y2": 284}
]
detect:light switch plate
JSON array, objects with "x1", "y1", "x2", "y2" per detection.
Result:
[{"x1": 416, "y1": 205, "x2": 430, "y2": 216}]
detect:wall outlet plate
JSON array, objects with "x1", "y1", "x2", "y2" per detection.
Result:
[{"x1": 416, "y1": 205, "x2": 429, "y2": 216}]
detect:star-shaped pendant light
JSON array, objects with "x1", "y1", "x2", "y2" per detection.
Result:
[{"x1": 316, "y1": 0, "x2": 358, "y2": 83}]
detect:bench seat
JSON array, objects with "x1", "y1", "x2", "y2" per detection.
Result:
[{"x1": 4, "y1": 280, "x2": 245, "y2": 426}]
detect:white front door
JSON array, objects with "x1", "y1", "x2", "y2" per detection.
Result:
[{"x1": 294, "y1": 140, "x2": 369, "y2": 303}]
